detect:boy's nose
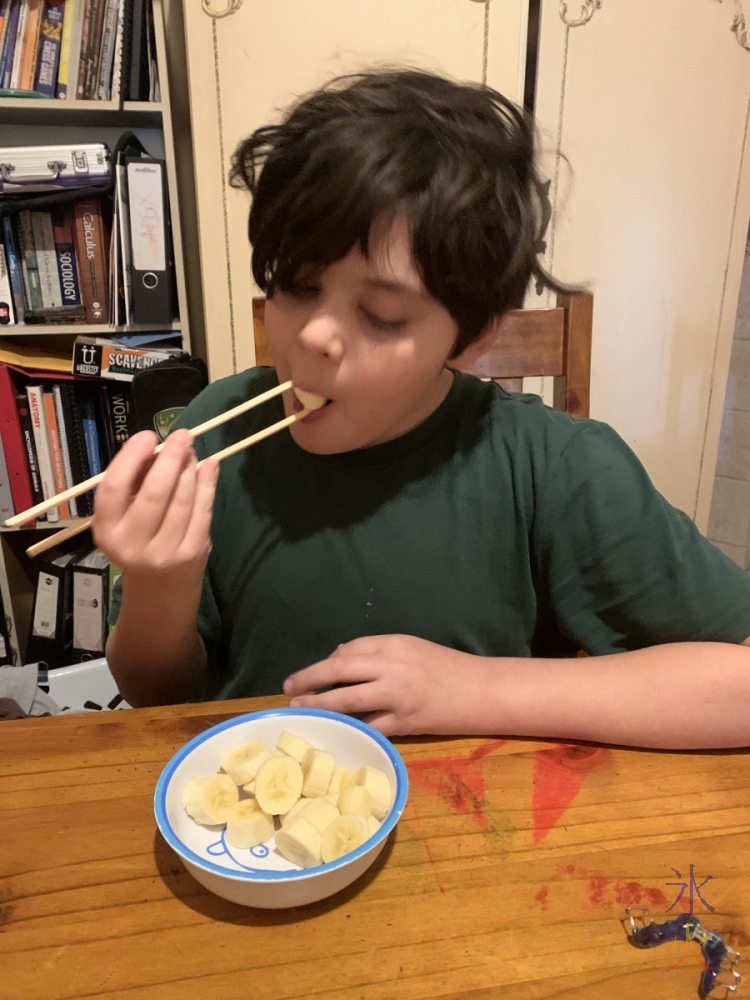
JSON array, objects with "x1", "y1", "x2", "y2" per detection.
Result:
[{"x1": 298, "y1": 311, "x2": 344, "y2": 362}]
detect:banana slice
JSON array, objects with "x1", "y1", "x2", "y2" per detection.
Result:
[
  {"x1": 182, "y1": 774, "x2": 239, "y2": 826},
  {"x1": 276, "y1": 731, "x2": 313, "y2": 764},
  {"x1": 367, "y1": 815, "x2": 381, "y2": 838},
  {"x1": 280, "y1": 797, "x2": 308, "y2": 827},
  {"x1": 242, "y1": 778, "x2": 255, "y2": 797},
  {"x1": 301, "y1": 748, "x2": 335, "y2": 798},
  {"x1": 328, "y1": 765, "x2": 356, "y2": 796},
  {"x1": 320, "y1": 815, "x2": 370, "y2": 863},
  {"x1": 226, "y1": 799, "x2": 275, "y2": 849},
  {"x1": 297, "y1": 796, "x2": 339, "y2": 834},
  {"x1": 220, "y1": 739, "x2": 272, "y2": 786},
  {"x1": 255, "y1": 755, "x2": 304, "y2": 815},
  {"x1": 355, "y1": 766, "x2": 393, "y2": 820},
  {"x1": 275, "y1": 816, "x2": 322, "y2": 868},
  {"x1": 338, "y1": 785, "x2": 373, "y2": 820},
  {"x1": 294, "y1": 388, "x2": 327, "y2": 411}
]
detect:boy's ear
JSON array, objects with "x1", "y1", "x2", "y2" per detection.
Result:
[{"x1": 448, "y1": 316, "x2": 505, "y2": 371}]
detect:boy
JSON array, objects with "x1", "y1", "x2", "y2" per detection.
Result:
[{"x1": 96, "y1": 69, "x2": 750, "y2": 748}]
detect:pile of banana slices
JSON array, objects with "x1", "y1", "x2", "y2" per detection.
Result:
[{"x1": 182, "y1": 730, "x2": 394, "y2": 868}]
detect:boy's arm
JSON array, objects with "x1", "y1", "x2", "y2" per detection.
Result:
[
  {"x1": 106, "y1": 571, "x2": 208, "y2": 707},
  {"x1": 284, "y1": 634, "x2": 750, "y2": 748}
]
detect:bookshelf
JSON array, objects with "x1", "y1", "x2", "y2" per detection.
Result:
[{"x1": 0, "y1": 0, "x2": 193, "y2": 667}]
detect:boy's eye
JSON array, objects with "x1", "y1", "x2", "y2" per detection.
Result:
[{"x1": 360, "y1": 308, "x2": 407, "y2": 332}]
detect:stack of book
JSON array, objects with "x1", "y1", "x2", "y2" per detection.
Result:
[
  {"x1": 26, "y1": 542, "x2": 117, "y2": 668},
  {"x1": 0, "y1": 139, "x2": 174, "y2": 326},
  {"x1": 0, "y1": 0, "x2": 157, "y2": 102}
]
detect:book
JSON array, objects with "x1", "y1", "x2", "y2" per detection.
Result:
[
  {"x1": 34, "y1": 0, "x2": 64, "y2": 97},
  {"x1": 57, "y1": 380, "x2": 92, "y2": 516},
  {"x1": 0, "y1": 0, "x2": 12, "y2": 62},
  {"x1": 26, "y1": 383, "x2": 59, "y2": 522},
  {"x1": 72, "y1": 335, "x2": 182, "y2": 380},
  {"x1": 17, "y1": 210, "x2": 44, "y2": 313},
  {"x1": 19, "y1": 0, "x2": 42, "y2": 92},
  {"x1": 79, "y1": 384, "x2": 102, "y2": 478},
  {"x1": 14, "y1": 386, "x2": 43, "y2": 515},
  {"x1": 109, "y1": 0, "x2": 124, "y2": 102},
  {"x1": 62, "y1": 0, "x2": 85, "y2": 99},
  {"x1": 95, "y1": 0, "x2": 117, "y2": 100},
  {"x1": 9, "y1": 0, "x2": 28, "y2": 90},
  {"x1": 31, "y1": 211, "x2": 63, "y2": 309},
  {"x1": 55, "y1": 0, "x2": 75, "y2": 97},
  {"x1": 52, "y1": 382, "x2": 78, "y2": 517},
  {"x1": 82, "y1": 0, "x2": 104, "y2": 99},
  {"x1": 0, "y1": 1, "x2": 22, "y2": 90},
  {"x1": 74, "y1": 0, "x2": 92, "y2": 98},
  {"x1": 53, "y1": 208, "x2": 83, "y2": 311},
  {"x1": 0, "y1": 432, "x2": 15, "y2": 519},
  {"x1": 0, "y1": 238, "x2": 15, "y2": 325},
  {"x1": 1, "y1": 216, "x2": 24, "y2": 323},
  {"x1": 73, "y1": 198, "x2": 109, "y2": 322},
  {"x1": 42, "y1": 388, "x2": 70, "y2": 518},
  {"x1": 99, "y1": 379, "x2": 129, "y2": 453}
]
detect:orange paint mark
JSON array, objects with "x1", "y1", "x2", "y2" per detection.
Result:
[
  {"x1": 531, "y1": 745, "x2": 606, "y2": 843},
  {"x1": 406, "y1": 739, "x2": 506, "y2": 830}
]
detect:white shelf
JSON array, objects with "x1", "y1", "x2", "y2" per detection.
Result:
[{"x1": 0, "y1": 322, "x2": 182, "y2": 336}]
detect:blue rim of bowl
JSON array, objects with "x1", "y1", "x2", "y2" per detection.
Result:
[{"x1": 154, "y1": 707, "x2": 409, "y2": 882}]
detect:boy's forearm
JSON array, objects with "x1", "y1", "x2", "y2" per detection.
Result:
[
  {"x1": 106, "y1": 573, "x2": 208, "y2": 707},
  {"x1": 478, "y1": 642, "x2": 750, "y2": 749}
]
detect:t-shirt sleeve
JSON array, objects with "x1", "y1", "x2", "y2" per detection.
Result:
[{"x1": 532, "y1": 420, "x2": 750, "y2": 654}]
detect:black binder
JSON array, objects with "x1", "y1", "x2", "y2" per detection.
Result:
[
  {"x1": 26, "y1": 550, "x2": 78, "y2": 670},
  {"x1": 124, "y1": 155, "x2": 173, "y2": 326}
]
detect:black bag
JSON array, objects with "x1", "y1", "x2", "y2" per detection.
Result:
[{"x1": 129, "y1": 355, "x2": 208, "y2": 440}]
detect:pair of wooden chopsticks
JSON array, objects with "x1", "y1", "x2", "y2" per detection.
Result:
[{"x1": 5, "y1": 380, "x2": 305, "y2": 559}]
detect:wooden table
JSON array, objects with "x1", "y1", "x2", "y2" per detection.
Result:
[{"x1": 2, "y1": 697, "x2": 749, "y2": 1000}]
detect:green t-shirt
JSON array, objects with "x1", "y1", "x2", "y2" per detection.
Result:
[{"x1": 116, "y1": 367, "x2": 750, "y2": 699}]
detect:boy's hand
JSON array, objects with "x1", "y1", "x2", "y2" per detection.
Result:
[
  {"x1": 283, "y1": 635, "x2": 492, "y2": 736},
  {"x1": 93, "y1": 428, "x2": 219, "y2": 589}
]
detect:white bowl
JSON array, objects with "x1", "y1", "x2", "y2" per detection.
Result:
[{"x1": 154, "y1": 707, "x2": 409, "y2": 908}]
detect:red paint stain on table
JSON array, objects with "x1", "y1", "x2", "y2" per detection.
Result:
[
  {"x1": 531, "y1": 745, "x2": 607, "y2": 843},
  {"x1": 406, "y1": 797, "x2": 446, "y2": 895},
  {"x1": 555, "y1": 864, "x2": 672, "y2": 912},
  {"x1": 534, "y1": 886, "x2": 549, "y2": 910},
  {"x1": 406, "y1": 739, "x2": 506, "y2": 831}
]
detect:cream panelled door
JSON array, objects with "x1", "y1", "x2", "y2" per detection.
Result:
[
  {"x1": 183, "y1": 0, "x2": 528, "y2": 381},
  {"x1": 534, "y1": 0, "x2": 750, "y2": 529}
]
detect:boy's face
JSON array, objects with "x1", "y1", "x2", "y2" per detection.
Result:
[{"x1": 265, "y1": 216, "x2": 459, "y2": 454}]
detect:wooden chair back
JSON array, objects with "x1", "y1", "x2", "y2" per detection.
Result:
[{"x1": 252, "y1": 291, "x2": 593, "y2": 418}]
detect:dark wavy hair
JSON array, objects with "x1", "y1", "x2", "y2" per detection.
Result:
[{"x1": 229, "y1": 68, "x2": 568, "y2": 357}]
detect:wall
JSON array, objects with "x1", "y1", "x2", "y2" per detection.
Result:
[{"x1": 708, "y1": 236, "x2": 750, "y2": 568}]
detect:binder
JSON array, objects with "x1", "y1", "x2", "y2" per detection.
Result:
[
  {"x1": 0, "y1": 364, "x2": 33, "y2": 516},
  {"x1": 125, "y1": 156, "x2": 172, "y2": 325},
  {"x1": 26, "y1": 549, "x2": 79, "y2": 670},
  {"x1": 72, "y1": 547, "x2": 110, "y2": 661}
]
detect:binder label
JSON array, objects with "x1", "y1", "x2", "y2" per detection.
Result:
[{"x1": 33, "y1": 574, "x2": 59, "y2": 639}]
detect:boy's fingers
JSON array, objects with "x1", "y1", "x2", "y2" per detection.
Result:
[
  {"x1": 288, "y1": 678, "x2": 386, "y2": 716},
  {"x1": 116, "y1": 429, "x2": 195, "y2": 539},
  {"x1": 95, "y1": 431, "x2": 161, "y2": 522},
  {"x1": 150, "y1": 456, "x2": 201, "y2": 554},
  {"x1": 184, "y1": 458, "x2": 219, "y2": 547},
  {"x1": 284, "y1": 654, "x2": 378, "y2": 696}
]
